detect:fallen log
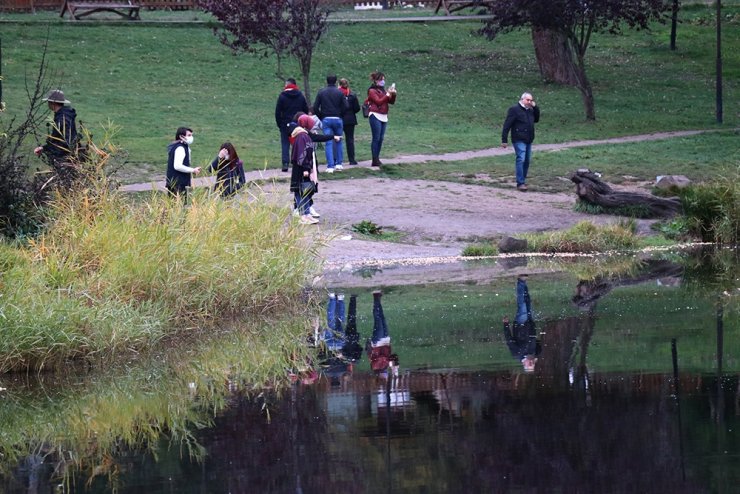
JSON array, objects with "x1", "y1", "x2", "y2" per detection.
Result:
[{"x1": 569, "y1": 169, "x2": 682, "y2": 218}]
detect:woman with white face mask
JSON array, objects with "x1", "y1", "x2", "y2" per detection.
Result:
[
  {"x1": 208, "y1": 142, "x2": 246, "y2": 197},
  {"x1": 166, "y1": 126, "x2": 201, "y2": 198}
]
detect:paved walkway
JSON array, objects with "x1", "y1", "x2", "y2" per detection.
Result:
[{"x1": 119, "y1": 129, "x2": 710, "y2": 192}]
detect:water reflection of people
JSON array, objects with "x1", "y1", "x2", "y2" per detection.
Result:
[
  {"x1": 503, "y1": 275, "x2": 541, "y2": 372},
  {"x1": 366, "y1": 290, "x2": 399, "y2": 377},
  {"x1": 323, "y1": 292, "x2": 346, "y2": 352},
  {"x1": 341, "y1": 294, "x2": 363, "y2": 361}
]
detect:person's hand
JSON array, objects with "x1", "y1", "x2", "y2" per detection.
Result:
[
  {"x1": 218, "y1": 148, "x2": 228, "y2": 159},
  {"x1": 34, "y1": 146, "x2": 43, "y2": 156},
  {"x1": 303, "y1": 171, "x2": 309, "y2": 177},
  {"x1": 193, "y1": 167, "x2": 202, "y2": 175},
  {"x1": 333, "y1": 135, "x2": 342, "y2": 141},
  {"x1": 530, "y1": 100, "x2": 536, "y2": 108},
  {"x1": 501, "y1": 143, "x2": 508, "y2": 149},
  {"x1": 503, "y1": 316, "x2": 509, "y2": 324}
]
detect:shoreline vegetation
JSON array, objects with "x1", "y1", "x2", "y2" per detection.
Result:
[
  {"x1": 1, "y1": 4, "x2": 738, "y2": 375},
  {"x1": 0, "y1": 177, "x2": 323, "y2": 373}
]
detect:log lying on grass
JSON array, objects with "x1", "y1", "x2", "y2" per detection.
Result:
[{"x1": 569, "y1": 169, "x2": 682, "y2": 218}]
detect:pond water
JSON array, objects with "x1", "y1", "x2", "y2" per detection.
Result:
[{"x1": 2, "y1": 249, "x2": 738, "y2": 493}]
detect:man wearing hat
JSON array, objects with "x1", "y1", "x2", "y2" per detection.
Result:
[{"x1": 34, "y1": 89, "x2": 78, "y2": 163}]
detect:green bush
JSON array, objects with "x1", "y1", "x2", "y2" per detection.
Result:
[
  {"x1": 352, "y1": 220, "x2": 383, "y2": 236},
  {"x1": 678, "y1": 168, "x2": 739, "y2": 244}
]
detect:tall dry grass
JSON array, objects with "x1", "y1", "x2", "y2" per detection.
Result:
[{"x1": 1, "y1": 179, "x2": 322, "y2": 372}]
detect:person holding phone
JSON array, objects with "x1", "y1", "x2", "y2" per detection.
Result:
[
  {"x1": 501, "y1": 92, "x2": 540, "y2": 192},
  {"x1": 366, "y1": 71, "x2": 397, "y2": 167}
]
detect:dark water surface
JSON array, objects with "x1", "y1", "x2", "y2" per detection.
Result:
[{"x1": 2, "y1": 250, "x2": 738, "y2": 493}]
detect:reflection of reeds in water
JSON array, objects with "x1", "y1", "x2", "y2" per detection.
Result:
[
  {"x1": 0, "y1": 138, "x2": 322, "y2": 372},
  {"x1": 0, "y1": 316, "x2": 315, "y2": 485}
]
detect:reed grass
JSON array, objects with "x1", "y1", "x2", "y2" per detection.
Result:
[
  {"x1": 522, "y1": 221, "x2": 639, "y2": 253},
  {"x1": 0, "y1": 179, "x2": 322, "y2": 372}
]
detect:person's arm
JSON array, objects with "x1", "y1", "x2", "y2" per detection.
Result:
[
  {"x1": 313, "y1": 93, "x2": 322, "y2": 120},
  {"x1": 501, "y1": 107, "x2": 515, "y2": 145},
  {"x1": 368, "y1": 88, "x2": 389, "y2": 106},
  {"x1": 208, "y1": 157, "x2": 219, "y2": 173},
  {"x1": 173, "y1": 146, "x2": 199, "y2": 174},
  {"x1": 275, "y1": 95, "x2": 283, "y2": 128},
  {"x1": 350, "y1": 94, "x2": 361, "y2": 113},
  {"x1": 502, "y1": 316, "x2": 513, "y2": 341},
  {"x1": 309, "y1": 131, "x2": 333, "y2": 143},
  {"x1": 533, "y1": 104, "x2": 540, "y2": 123},
  {"x1": 236, "y1": 160, "x2": 246, "y2": 187}
]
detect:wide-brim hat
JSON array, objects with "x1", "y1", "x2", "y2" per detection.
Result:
[{"x1": 42, "y1": 89, "x2": 70, "y2": 104}]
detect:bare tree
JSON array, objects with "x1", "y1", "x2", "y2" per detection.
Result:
[
  {"x1": 199, "y1": 0, "x2": 330, "y2": 102},
  {"x1": 479, "y1": 0, "x2": 668, "y2": 120}
]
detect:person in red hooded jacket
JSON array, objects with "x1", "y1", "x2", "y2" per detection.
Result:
[{"x1": 366, "y1": 290, "x2": 399, "y2": 376}]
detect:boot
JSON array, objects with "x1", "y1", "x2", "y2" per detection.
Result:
[{"x1": 371, "y1": 156, "x2": 381, "y2": 167}]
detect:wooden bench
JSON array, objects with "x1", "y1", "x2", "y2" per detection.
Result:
[
  {"x1": 60, "y1": 0, "x2": 141, "y2": 20},
  {"x1": 434, "y1": 0, "x2": 492, "y2": 15}
]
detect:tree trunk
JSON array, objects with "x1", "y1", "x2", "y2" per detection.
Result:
[
  {"x1": 531, "y1": 27, "x2": 579, "y2": 85},
  {"x1": 300, "y1": 55, "x2": 312, "y2": 106},
  {"x1": 569, "y1": 169, "x2": 682, "y2": 218},
  {"x1": 572, "y1": 55, "x2": 596, "y2": 121}
]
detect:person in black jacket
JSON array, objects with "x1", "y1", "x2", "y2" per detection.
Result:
[
  {"x1": 502, "y1": 275, "x2": 541, "y2": 373},
  {"x1": 339, "y1": 78, "x2": 361, "y2": 165},
  {"x1": 501, "y1": 92, "x2": 541, "y2": 192},
  {"x1": 313, "y1": 74, "x2": 346, "y2": 173},
  {"x1": 34, "y1": 89, "x2": 78, "y2": 165},
  {"x1": 275, "y1": 78, "x2": 309, "y2": 172},
  {"x1": 165, "y1": 127, "x2": 201, "y2": 198}
]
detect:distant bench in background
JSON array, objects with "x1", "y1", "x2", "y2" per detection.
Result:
[{"x1": 60, "y1": 0, "x2": 141, "y2": 20}]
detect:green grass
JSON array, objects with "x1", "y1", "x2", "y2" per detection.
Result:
[{"x1": 1, "y1": 4, "x2": 737, "y2": 184}]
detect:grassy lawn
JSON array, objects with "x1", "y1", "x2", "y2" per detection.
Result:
[{"x1": 1, "y1": 4, "x2": 737, "y2": 184}]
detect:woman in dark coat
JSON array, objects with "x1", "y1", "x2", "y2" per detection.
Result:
[
  {"x1": 339, "y1": 78, "x2": 361, "y2": 165},
  {"x1": 290, "y1": 114, "x2": 321, "y2": 225},
  {"x1": 208, "y1": 142, "x2": 245, "y2": 197}
]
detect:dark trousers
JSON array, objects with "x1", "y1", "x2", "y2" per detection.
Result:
[
  {"x1": 279, "y1": 127, "x2": 291, "y2": 167},
  {"x1": 344, "y1": 124, "x2": 356, "y2": 163},
  {"x1": 372, "y1": 297, "x2": 389, "y2": 343}
]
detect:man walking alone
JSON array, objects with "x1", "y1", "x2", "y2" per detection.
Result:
[{"x1": 501, "y1": 92, "x2": 540, "y2": 191}]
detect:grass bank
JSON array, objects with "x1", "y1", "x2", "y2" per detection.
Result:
[
  {"x1": 0, "y1": 183, "x2": 322, "y2": 373},
  {"x1": 1, "y1": 4, "x2": 737, "y2": 183}
]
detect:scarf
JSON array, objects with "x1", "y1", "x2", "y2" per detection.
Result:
[
  {"x1": 284, "y1": 83, "x2": 299, "y2": 91},
  {"x1": 340, "y1": 86, "x2": 350, "y2": 96},
  {"x1": 289, "y1": 125, "x2": 307, "y2": 145}
]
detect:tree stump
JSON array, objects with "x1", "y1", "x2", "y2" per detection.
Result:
[{"x1": 569, "y1": 169, "x2": 682, "y2": 218}]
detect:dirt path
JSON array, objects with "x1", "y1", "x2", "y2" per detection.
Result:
[{"x1": 119, "y1": 130, "x2": 708, "y2": 284}]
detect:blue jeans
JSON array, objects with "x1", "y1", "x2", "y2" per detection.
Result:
[
  {"x1": 372, "y1": 297, "x2": 389, "y2": 343},
  {"x1": 294, "y1": 188, "x2": 313, "y2": 215},
  {"x1": 515, "y1": 278, "x2": 532, "y2": 325},
  {"x1": 321, "y1": 117, "x2": 343, "y2": 168},
  {"x1": 326, "y1": 294, "x2": 345, "y2": 333},
  {"x1": 279, "y1": 126, "x2": 291, "y2": 167},
  {"x1": 369, "y1": 115, "x2": 387, "y2": 159},
  {"x1": 513, "y1": 141, "x2": 532, "y2": 186}
]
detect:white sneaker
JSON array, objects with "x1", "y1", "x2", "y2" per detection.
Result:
[
  {"x1": 335, "y1": 164, "x2": 344, "y2": 171},
  {"x1": 325, "y1": 168, "x2": 334, "y2": 174},
  {"x1": 309, "y1": 206, "x2": 320, "y2": 218},
  {"x1": 293, "y1": 209, "x2": 300, "y2": 217},
  {"x1": 300, "y1": 215, "x2": 319, "y2": 225}
]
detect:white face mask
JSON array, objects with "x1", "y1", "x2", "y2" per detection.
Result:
[
  {"x1": 183, "y1": 135, "x2": 194, "y2": 145},
  {"x1": 378, "y1": 80, "x2": 385, "y2": 87}
]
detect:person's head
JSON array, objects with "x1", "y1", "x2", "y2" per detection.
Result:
[
  {"x1": 42, "y1": 89, "x2": 70, "y2": 112},
  {"x1": 175, "y1": 127, "x2": 193, "y2": 145},
  {"x1": 218, "y1": 142, "x2": 239, "y2": 165},
  {"x1": 519, "y1": 92, "x2": 534, "y2": 108},
  {"x1": 298, "y1": 114, "x2": 314, "y2": 130},
  {"x1": 293, "y1": 111, "x2": 306, "y2": 122},
  {"x1": 339, "y1": 78, "x2": 349, "y2": 89},
  {"x1": 284, "y1": 78, "x2": 298, "y2": 89},
  {"x1": 370, "y1": 71, "x2": 385, "y2": 87},
  {"x1": 522, "y1": 355, "x2": 537, "y2": 373},
  {"x1": 326, "y1": 74, "x2": 337, "y2": 86}
]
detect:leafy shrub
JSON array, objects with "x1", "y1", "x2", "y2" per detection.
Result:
[{"x1": 352, "y1": 220, "x2": 383, "y2": 236}]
